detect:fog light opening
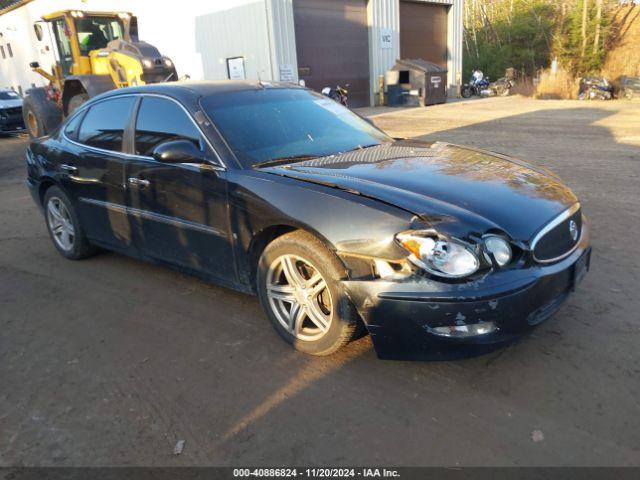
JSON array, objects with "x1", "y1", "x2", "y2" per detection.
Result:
[
  {"x1": 374, "y1": 259, "x2": 412, "y2": 280},
  {"x1": 427, "y1": 321, "x2": 498, "y2": 338}
]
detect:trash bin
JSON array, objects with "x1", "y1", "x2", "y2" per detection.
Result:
[{"x1": 385, "y1": 59, "x2": 448, "y2": 107}]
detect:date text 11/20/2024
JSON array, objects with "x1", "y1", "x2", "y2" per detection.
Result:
[{"x1": 233, "y1": 468, "x2": 401, "y2": 478}]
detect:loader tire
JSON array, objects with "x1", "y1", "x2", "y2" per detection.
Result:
[{"x1": 23, "y1": 88, "x2": 63, "y2": 138}]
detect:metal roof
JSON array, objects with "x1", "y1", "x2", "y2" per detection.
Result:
[{"x1": 0, "y1": 0, "x2": 33, "y2": 16}]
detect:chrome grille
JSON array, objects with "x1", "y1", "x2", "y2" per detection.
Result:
[{"x1": 532, "y1": 203, "x2": 582, "y2": 263}]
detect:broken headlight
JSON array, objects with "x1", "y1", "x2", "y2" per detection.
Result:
[{"x1": 396, "y1": 231, "x2": 479, "y2": 279}]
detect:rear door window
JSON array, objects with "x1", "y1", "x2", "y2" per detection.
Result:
[
  {"x1": 77, "y1": 97, "x2": 136, "y2": 152},
  {"x1": 134, "y1": 97, "x2": 204, "y2": 156}
]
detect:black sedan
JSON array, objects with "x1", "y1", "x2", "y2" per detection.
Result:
[{"x1": 25, "y1": 81, "x2": 591, "y2": 359}]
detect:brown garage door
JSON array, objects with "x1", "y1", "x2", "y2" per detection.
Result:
[
  {"x1": 293, "y1": 0, "x2": 370, "y2": 107},
  {"x1": 400, "y1": 1, "x2": 448, "y2": 68}
]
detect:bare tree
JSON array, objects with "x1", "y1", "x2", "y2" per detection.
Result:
[
  {"x1": 593, "y1": 0, "x2": 603, "y2": 54},
  {"x1": 470, "y1": 0, "x2": 479, "y2": 59},
  {"x1": 480, "y1": 1, "x2": 502, "y2": 47},
  {"x1": 580, "y1": 0, "x2": 589, "y2": 59}
]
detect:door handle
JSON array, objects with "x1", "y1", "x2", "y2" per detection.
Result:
[
  {"x1": 60, "y1": 164, "x2": 77, "y2": 173},
  {"x1": 127, "y1": 177, "x2": 150, "y2": 187}
]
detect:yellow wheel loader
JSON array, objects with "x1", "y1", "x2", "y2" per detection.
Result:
[{"x1": 23, "y1": 10, "x2": 177, "y2": 138}]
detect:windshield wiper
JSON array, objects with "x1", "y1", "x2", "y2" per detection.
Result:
[
  {"x1": 253, "y1": 154, "x2": 319, "y2": 168},
  {"x1": 253, "y1": 143, "x2": 386, "y2": 168}
]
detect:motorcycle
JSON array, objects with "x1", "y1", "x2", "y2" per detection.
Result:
[
  {"x1": 461, "y1": 76, "x2": 490, "y2": 98},
  {"x1": 488, "y1": 77, "x2": 513, "y2": 97},
  {"x1": 321, "y1": 84, "x2": 349, "y2": 107},
  {"x1": 578, "y1": 77, "x2": 613, "y2": 101}
]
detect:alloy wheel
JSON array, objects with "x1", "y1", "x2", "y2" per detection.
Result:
[
  {"x1": 47, "y1": 197, "x2": 75, "y2": 252},
  {"x1": 266, "y1": 254, "x2": 333, "y2": 342}
]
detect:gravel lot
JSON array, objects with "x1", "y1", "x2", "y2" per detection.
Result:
[{"x1": 1, "y1": 96, "x2": 639, "y2": 466}]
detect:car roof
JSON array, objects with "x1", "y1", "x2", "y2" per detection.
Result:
[{"x1": 98, "y1": 80, "x2": 304, "y2": 102}]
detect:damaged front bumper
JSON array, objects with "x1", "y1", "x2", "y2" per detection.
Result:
[{"x1": 342, "y1": 232, "x2": 591, "y2": 360}]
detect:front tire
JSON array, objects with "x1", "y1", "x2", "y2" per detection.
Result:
[
  {"x1": 461, "y1": 86, "x2": 473, "y2": 98},
  {"x1": 43, "y1": 186, "x2": 95, "y2": 260},
  {"x1": 257, "y1": 231, "x2": 359, "y2": 356}
]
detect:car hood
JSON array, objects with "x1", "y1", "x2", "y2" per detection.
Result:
[
  {"x1": 260, "y1": 141, "x2": 578, "y2": 241},
  {"x1": 0, "y1": 98, "x2": 23, "y2": 109}
]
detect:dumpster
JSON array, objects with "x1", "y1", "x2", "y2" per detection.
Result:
[{"x1": 385, "y1": 59, "x2": 447, "y2": 107}]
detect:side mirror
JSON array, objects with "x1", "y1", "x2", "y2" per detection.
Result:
[
  {"x1": 152, "y1": 140, "x2": 206, "y2": 164},
  {"x1": 29, "y1": 61, "x2": 40, "y2": 69}
]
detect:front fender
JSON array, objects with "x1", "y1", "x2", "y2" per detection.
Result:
[{"x1": 228, "y1": 170, "x2": 416, "y2": 287}]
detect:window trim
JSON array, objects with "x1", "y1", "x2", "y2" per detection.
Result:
[{"x1": 62, "y1": 93, "x2": 226, "y2": 170}]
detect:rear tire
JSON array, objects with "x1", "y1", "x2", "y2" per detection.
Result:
[
  {"x1": 22, "y1": 88, "x2": 62, "y2": 138},
  {"x1": 257, "y1": 230, "x2": 359, "y2": 356},
  {"x1": 43, "y1": 186, "x2": 96, "y2": 260},
  {"x1": 461, "y1": 86, "x2": 473, "y2": 98}
]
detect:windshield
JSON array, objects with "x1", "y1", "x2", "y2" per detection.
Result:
[
  {"x1": 0, "y1": 91, "x2": 20, "y2": 100},
  {"x1": 76, "y1": 16, "x2": 124, "y2": 55},
  {"x1": 200, "y1": 88, "x2": 392, "y2": 167}
]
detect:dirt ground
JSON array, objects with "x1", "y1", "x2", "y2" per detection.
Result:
[{"x1": 1, "y1": 96, "x2": 639, "y2": 466}]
